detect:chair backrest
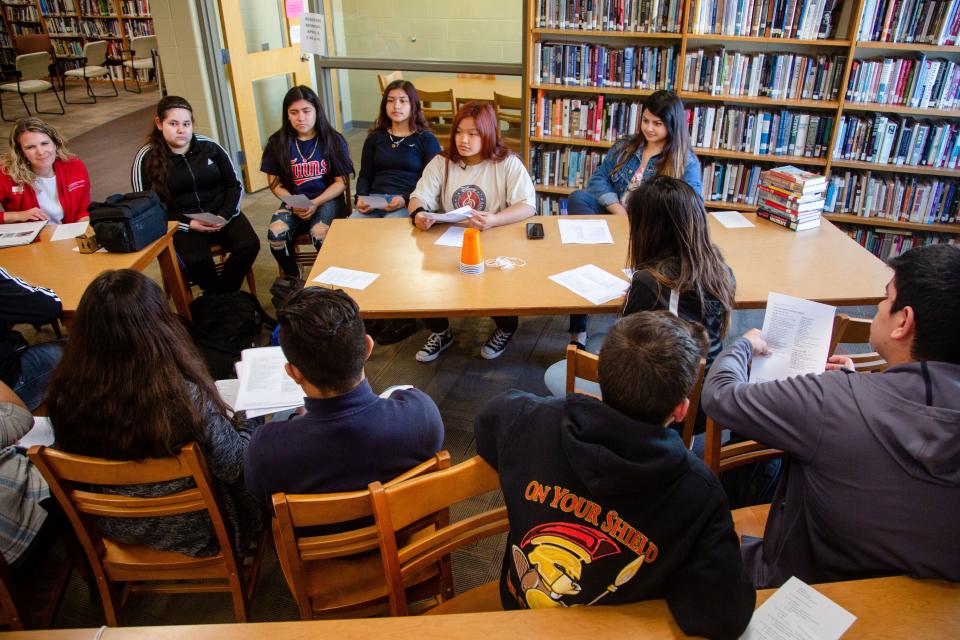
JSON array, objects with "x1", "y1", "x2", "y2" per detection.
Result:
[
  {"x1": 419, "y1": 88, "x2": 456, "y2": 119},
  {"x1": 14, "y1": 34, "x2": 52, "y2": 57},
  {"x1": 27, "y1": 443, "x2": 238, "y2": 579},
  {"x1": 16, "y1": 52, "x2": 52, "y2": 82},
  {"x1": 564, "y1": 343, "x2": 599, "y2": 397},
  {"x1": 679, "y1": 358, "x2": 707, "y2": 449},
  {"x1": 82, "y1": 40, "x2": 109, "y2": 66},
  {"x1": 370, "y1": 455, "x2": 508, "y2": 616},
  {"x1": 493, "y1": 91, "x2": 522, "y2": 124},
  {"x1": 271, "y1": 452, "x2": 450, "y2": 618},
  {"x1": 130, "y1": 35, "x2": 158, "y2": 61},
  {"x1": 830, "y1": 313, "x2": 887, "y2": 373},
  {"x1": 702, "y1": 417, "x2": 784, "y2": 476},
  {"x1": 377, "y1": 70, "x2": 403, "y2": 93}
]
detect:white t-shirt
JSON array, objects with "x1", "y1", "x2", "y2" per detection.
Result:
[
  {"x1": 34, "y1": 175, "x2": 64, "y2": 224},
  {"x1": 410, "y1": 154, "x2": 536, "y2": 213}
]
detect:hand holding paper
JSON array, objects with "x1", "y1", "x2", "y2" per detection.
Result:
[{"x1": 748, "y1": 293, "x2": 836, "y2": 384}]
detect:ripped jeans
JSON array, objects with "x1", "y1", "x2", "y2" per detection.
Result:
[{"x1": 267, "y1": 199, "x2": 348, "y2": 277}]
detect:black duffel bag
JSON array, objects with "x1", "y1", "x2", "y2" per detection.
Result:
[{"x1": 89, "y1": 191, "x2": 168, "y2": 252}]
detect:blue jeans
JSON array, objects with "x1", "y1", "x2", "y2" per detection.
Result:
[
  {"x1": 569, "y1": 189, "x2": 606, "y2": 214},
  {"x1": 268, "y1": 199, "x2": 347, "y2": 277},
  {"x1": 14, "y1": 341, "x2": 63, "y2": 410},
  {"x1": 349, "y1": 194, "x2": 409, "y2": 219}
]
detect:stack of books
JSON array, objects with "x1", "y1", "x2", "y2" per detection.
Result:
[{"x1": 757, "y1": 166, "x2": 827, "y2": 231}]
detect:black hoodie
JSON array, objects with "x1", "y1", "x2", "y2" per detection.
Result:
[{"x1": 476, "y1": 390, "x2": 755, "y2": 640}]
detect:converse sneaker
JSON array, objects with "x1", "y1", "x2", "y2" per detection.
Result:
[
  {"x1": 415, "y1": 329, "x2": 453, "y2": 363},
  {"x1": 480, "y1": 328, "x2": 514, "y2": 360}
]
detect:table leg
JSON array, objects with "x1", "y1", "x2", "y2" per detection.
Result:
[{"x1": 158, "y1": 237, "x2": 192, "y2": 320}]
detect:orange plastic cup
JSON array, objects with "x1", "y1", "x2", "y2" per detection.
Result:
[{"x1": 460, "y1": 228, "x2": 483, "y2": 265}]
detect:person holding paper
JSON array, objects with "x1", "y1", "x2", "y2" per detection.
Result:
[
  {"x1": 408, "y1": 102, "x2": 536, "y2": 362},
  {"x1": 565, "y1": 91, "x2": 703, "y2": 347},
  {"x1": 46, "y1": 270, "x2": 263, "y2": 558},
  {"x1": 243, "y1": 286, "x2": 443, "y2": 507},
  {"x1": 351, "y1": 80, "x2": 441, "y2": 220},
  {"x1": 702, "y1": 244, "x2": 960, "y2": 589},
  {"x1": 261, "y1": 85, "x2": 354, "y2": 278},
  {"x1": 476, "y1": 312, "x2": 754, "y2": 638},
  {"x1": 0, "y1": 117, "x2": 90, "y2": 225},
  {"x1": 132, "y1": 96, "x2": 260, "y2": 293}
]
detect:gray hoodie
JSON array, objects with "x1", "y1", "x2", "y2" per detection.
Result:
[{"x1": 702, "y1": 338, "x2": 960, "y2": 589}]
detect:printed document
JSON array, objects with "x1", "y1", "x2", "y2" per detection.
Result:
[
  {"x1": 313, "y1": 266, "x2": 380, "y2": 290},
  {"x1": 50, "y1": 221, "x2": 89, "y2": 241},
  {"x1": 549, "y1": 264, "x2": 630, "y2": 305},
  {"x1": 184, "y1": 213, "x2": 227, "y2": 226},
  {"x1": 557, "y1": 219, "x2": 614, "y2": 244},
  {"x1": 234, "y1": 347, "x2": 304, "y2": 412},
  {"x1": 749, "y1": 292, "x2": 836, "y2": 383},
  {"x1": 435, "y1": 225, "x2": 466, "y2": 247},
  {"x1": 740, "y1": 577, "x2": 856, "y2": 640},
  {"x1": 426, "y1": 205, "x2": 472, "y2": 223},
  {"x1": 279, "y1": 193, "x2": 314, "y2": 209},
  {"x1": 0, "y1": 221, "x2": 44, "y2": 248},
  {"x1": 17, "y1": 416, "x2": 54, "y2": 448},
  {"x1": 358, "y1": 194, "x2": 388, "y2": 209},
  {"x1": 710, "y1": 210, "x2": 755, "y2": 228}
]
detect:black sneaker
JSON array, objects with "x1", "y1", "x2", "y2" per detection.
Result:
[
  {"x1": 416, "y1": 329, "x2": 453, "y2": 362},
  {"x1": 480, "y1": 328, "x2": 514, "y2": 360}
]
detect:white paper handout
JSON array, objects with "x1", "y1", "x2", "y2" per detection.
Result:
[
  {"x1": 50, "y1": 221, "x2": 89, "y2": 241},
  {"x1": 549, "y1": 264, "x2": 630, "y2": 305},
  {"x1": 313, "y1": 266, "x2": 380, "y2": 290},
  {"x1": 234, "y1": 347, "x2": 304, "y2": 413},
  {"x1": 184, "y1": 213, "x2": 227, "y2": 226},
  {"x1": 358, "y1": 194, "x2": 389, "y2": 209},
  {"x1": 0, "y1": 220, "x2": 45, "y2": 248},
  {"x1": 557, "y1": 219, "x2": 614, "y2": 244},
  {"x1": 425, "y1": 205, "x2": 472, "y2": 223},
  {"x1": 17, "y1": 416, "x2": 54, "y2": 448},
  {"x1": 217, "y1": 374, "x2": 299, "y2": 419},
  {"x1": 749, "y1": 292, "x2": 836, "y2": 384},
  {"x1": 71, "y1": 246, "x2": 107, "y2": 253},
  {"x1": 435, "y1": 225, "x2": 466, "y2": 247},
  {"x1": 279, "y1": 193, "x2": 314, "y2": 209},
  {"x1": 739, "y1": 576, "x2": 856, "y2": 640},
  {"x1": 710, "y1": 210, "x2": 755, "y2": 228}
]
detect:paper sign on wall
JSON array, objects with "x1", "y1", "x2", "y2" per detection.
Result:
[
  {"x1": 290, "y1": 24, "x2": 301, "y2": 44},
  {"x1": 300, "y1": 12, "x2": 326, "y2": 56},
  {"x1": 285, "y1": 0, "x2": 303, "y2": 18}
]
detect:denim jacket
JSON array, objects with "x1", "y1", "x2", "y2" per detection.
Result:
[{"x1": 585, "y1": 138, "x2": 703, "y2": 205}]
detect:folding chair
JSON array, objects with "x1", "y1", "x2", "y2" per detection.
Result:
[{"x1": 63, "y1": 40, "x2": 117, "y2": 104}]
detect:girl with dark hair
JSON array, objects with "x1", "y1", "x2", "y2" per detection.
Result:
[
  {"x1": 261, "y1": 85, "x2": 354, "y2": 277},
  {"x1": 408, "y1": 101, "x2": 536, "y2": 362},
  {"x1": 0, "y1": 117, "x2": 90, "y2": 224},
  {"x1": 352, "y1": 80, "x2": 441, "y2": 219},
  {"x1": 46, "y1": 269, "x2": 262, "y2": 557},
  {"x1": 131, "y1": 96, "x2": 259, "y2": 294}
]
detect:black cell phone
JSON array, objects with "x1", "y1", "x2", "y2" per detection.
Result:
[{"x1": 526, "y1": 222, "x2": 545, "y2": 240}]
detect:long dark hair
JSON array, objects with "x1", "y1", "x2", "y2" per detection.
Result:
[
  {"x1": 264, "y1": 85, "x2": 352, "y2": 193},
  {"x1": 370, "y1": 80, "x2": 430, "y2": 134},
  {"x1": 143, "y1": 95, "x2": 194, "y2": 206},
  {"x1": 612, "y1": 90, "x2": 693, "y2": 179},
  {"x1": 47, "y1": 270, "x2": 234, "y2": 461},
  {"x1": 625, "y1": 176, "x2": 734, "y2": 333}
]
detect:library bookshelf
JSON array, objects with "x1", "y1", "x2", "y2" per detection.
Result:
[
  {"x1": 0, "y1": 0, "x2": 154, "y2": 82},
  {"x1": 523, "y1": 0, "x2": 960, "y2": 257}
]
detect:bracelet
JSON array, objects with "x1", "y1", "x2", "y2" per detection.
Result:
[{"x1": 409, "y1": 206, "x2": 427, "y2": 223}]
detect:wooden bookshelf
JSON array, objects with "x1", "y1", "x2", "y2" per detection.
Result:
[{"x1": 523, "y1": 0, "x2": 960, "y2": 250}]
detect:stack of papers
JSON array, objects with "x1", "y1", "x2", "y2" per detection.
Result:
[
  {"x1": 50, "y1": 221, "x2": 90, "y2": 241},
  {"x1": 749, "y1": 292, "x2": 836, "y2": 384},
  {"x1": 0, "y1": 220, "x2": 45, "y2": 248},
  {"x1": 557, "y1": 219, "x2": 614, "y2": 244},
  {"x1": 223, "y1": 347, "x2": 304, "y2": 418},
  {"x1": 741, "y1": 576, "x2": 856, "y2": 639},
  {"x1": 549, "y1": 264, "x2": 630, "y2": 305},
  {"x1": 313, "y1": 266, "x2": 380, "y2": 290}
]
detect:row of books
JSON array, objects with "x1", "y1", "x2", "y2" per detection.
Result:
[
  {"x1": 756, "y1": 166, "x2": 825, "y2": 231},
  {"x1": 534, "y1": 0, "x2": 683, "y2": 32},
  {"x1": 688, "y1": 105, "x2": 834, "y2": 158},
  {"x1": 703, "y1": 160, "x2": 764, "y2": 204},
  {"x1": 842, "y1": 227, "x2": 956, "y2": 260},
  {"x1": 857, "y1": 0, "x2": 960, "y2": 45},
  {"x1": 39, "y1": 0, "x2": 75, "y2": 13},
  {"x1": 536, "y1": 194, "x2": 572, "y2": 216},
  {"x1": 682, "y1": 49, "x2": 845, "y2": 101},
  {"x1": 124, "y1": 17, "x2": 150, "y2": 34},
  {"x1": 51, "y1": 38, "x2": 82, "y2": 56},
  {"x1": 120, "y1": 0, "x2": 148, "y2": 15},
  {"x1": 832, "y1": 114, "x2": 960, "y2": 169},
  {"x1": 530, "y1": 93, "x2": 644, "y2": 142},
  {"x1": 845, "y1": 56, "x2": 960, "y2": 110},
  {"x1": 529, "y1": 145, "x2": 603, "y2": 190},
  {"x1": 80, "y1": 16, "x2": 119, "y2": 36},
  {"x1": 45, "y1": 16, "x2": 80, "y2": 34},
  {"x1": 825, "y1": 171, "x2": 959, "y2": 224},
  {"x1": 9, "y1": 23, "x2": 41, "y2": 35},
  {"x1": 533, "y1": 42, "x2": 678, "y2": 90},
  {"x1": 688, "y1": 0, "x2": 839, "y2": 39},
  {"x1": 79, "y1": 0, "x2": 113, "y2": 16},
  {"x1": 6, "y1": 5, "x2": 39, "y2": 21}
]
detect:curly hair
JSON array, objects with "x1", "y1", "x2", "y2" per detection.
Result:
[{"x1": 1, "y1": 117, "x2": 73, "y2": 186}]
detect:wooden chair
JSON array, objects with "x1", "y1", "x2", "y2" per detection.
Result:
[
  {"x1": 370, "y1": 455, "x2": 509, "y2": 616},
  {"x1": 419, "y1": 88, "x2": 457, "y2": 137},
  {"x1": 493, "y1": 92, "x2": 523, "y2": 153},
  {"x1": 272, "y1": 452, "x2": 451, "y2": 620},
  {"x1": 0, "y1": 52, "x2": 65, "y2": 121},
  {"x1": 121, "y1": 35, "x2": 159, "y2": 94},
  {"x1": 703, "y1": 417, "x2": 783, "y2": 478},
  {"x1": 28, "y1": 443, "x2": 267, "y2": 626},
  {"x1": 377, "y1": 70, "x2": 403, "y2": 93},
  {"x1": 564, "y1": 344, "x2": 704, "y2": 449},
  {"x1": 830, "y1": 313, "x2": 888, "y2": 373},
  {"x1": 288, "y1": 181, "x2": 352, "y2": 277},
  {"x1": 62, "y1": 40, "x2": 117, "y2": 104}
]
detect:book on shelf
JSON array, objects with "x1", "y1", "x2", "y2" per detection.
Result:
[
  {"x1": 6, "y1": 4, "x2": 40, "y2": 22},
  {"x1": 531, "y1": 92, "x2": 645, "y2": 142},
  {"x1": 846, "y1": 56, "x2": 960, "y2": 111},
  {"x1": 534, "y1": 0, "x2": 683, "y2": 33},
  {"x1": 825, "y1": 171, "x2": 959, "y2": 225},
  {"x1": 757, "y1": 165, "x2": 825, "y2": 231},
  {"x1": 39, "y1": 0, "x2": 78, "y2": 14},
  {"x1": 120, "y1": 0, "x2": 149, "y2": 16},
  {"x1": 682, "y1": 48, "x2": 845, "y2": 101},
  {"x1": 703, "y1": 160, "x2": 764, "y2": 205},
  {"x1": 79, "y1": 0, "x2": 114, "y2": 15},
  {"x1": 529, "y1": 144, "x2": 604, "y2": 190},
  {"x1": 832, "y1": 114, "x2": 960, "y2": 169},
  {"x1": 534, "y1": 41, "x2": 678, "y2": 90},
  {"x1": 758, "y1": 184, "x2": 826, "y2": 210},
  {"x1": 536, "y1": 194, "x2": 570, "y2": 216},
  {"x1": 687, "y1": 104, "x2": 833, "y2": 158},
  {"x1": 81, "y1": 16, "x2": 121, "y2": 37},
  {"x1": 760, "y1": 164, "x2": 826, "y2": 190},
  {"x1": 843, "y1": 225, "x2": 957, "y2": 259},
  {"x1": 857, "y1": 0, "x2": 960, "y2": 45},
  {"x1": 688, "y1": 0, "x2": 841, "y2": 39}
]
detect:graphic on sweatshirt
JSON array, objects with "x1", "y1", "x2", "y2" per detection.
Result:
[
  {"x1": 510, "y1": 481, "x2": 659, "y2": 609},
  {"x1": 452, "y1": 184, "x2": 486, "y2": 210},
  {"x1": 290, "y1": 157, "x2": 328, "y2": 187}
]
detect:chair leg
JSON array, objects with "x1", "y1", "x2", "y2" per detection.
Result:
[
  {"x1": 35, "y1": 88, "x2": 66, "y2": 115},
  {"x1": 18, "y1": 92, "x2": 31, "y2": 116},
  {"x1": 63, "y1": 77, "x2": 95, "y2": 105},
  {"x1": 122, "y1": 68, "x2": 142, "y2": 94},
  {"x1": 0, "y1": 92, "x2": 13, "y2": 122}
]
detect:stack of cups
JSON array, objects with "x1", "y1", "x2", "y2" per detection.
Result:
[{"x1": 459, "y1": 228, "x2": 484, "y2": 275}]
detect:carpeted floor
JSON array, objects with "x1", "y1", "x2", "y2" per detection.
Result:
[{"x1": 68, "y1": 105, "x2": 155, "y2": 201}]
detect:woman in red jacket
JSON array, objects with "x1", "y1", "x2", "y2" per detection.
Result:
[{"x1": 0, "y1": 117, "x2": 90, "y2": 224}]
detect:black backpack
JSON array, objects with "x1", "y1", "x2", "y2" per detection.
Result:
[
  {"x1": 270, "y1": 275, "x2": 305, "y2": 313},
  {"x1": 185, "y1": 291, "x2": 272, "y2": 379},
  {"x1": 88, "y1": 191, "x2": 168, "y2": 252}
]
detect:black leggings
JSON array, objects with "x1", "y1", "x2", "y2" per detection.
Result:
[{"x1": 173, "y1": 213, "x2": 260, "y2": 293}]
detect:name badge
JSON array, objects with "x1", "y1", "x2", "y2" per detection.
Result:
[{"x1": 12, "y1": 185, "x2": 23, "y2": 193}]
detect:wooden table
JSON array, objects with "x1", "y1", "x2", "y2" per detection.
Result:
[
  {"x1": 411, "y1": 75, "x2": 522, "y2": 102},
  {"x1": 4, "y1": 576, "x2": 956, "y2": 639},
  {"x1": 305, "y1": 214, "x2": 889, "y2": 318},
  {"x1": 1, "y1": 222, "x2": 191, "y2": 319}
]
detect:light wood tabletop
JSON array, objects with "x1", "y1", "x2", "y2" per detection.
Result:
[
  {"x1": 410, "y1": 75, "x2": 522, "y2": 102},
  {"x1": 4, "y1": 576, "x2": 956, "y2": 639},
  {"x1": 305, "y1": 214, "x2": 889, "y2": 318},
  {"x1": 1, "y1": 222, "x2": 192, "y2": 319}
]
